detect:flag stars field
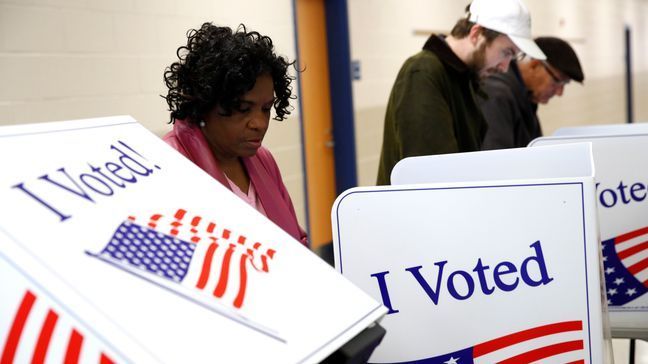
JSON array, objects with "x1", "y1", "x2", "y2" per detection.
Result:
[
  {"x1": 601, "y1": 226, "x2": 648, "y2": 305},
  {"x1": 91, "y1": 211, "x2": 278, "y2": 313}
]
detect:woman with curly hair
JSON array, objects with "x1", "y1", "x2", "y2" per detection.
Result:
[{"x1": 162, "y1": 23, "x2": 307, "y2": 246}]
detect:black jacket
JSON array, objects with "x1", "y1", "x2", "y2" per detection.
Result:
[
  {"x1": 377, "y1": 35, "x2": 487, "y2": 185},
  {"x1": 479, "y1": 62, "x2": 542, "y2": 150}
]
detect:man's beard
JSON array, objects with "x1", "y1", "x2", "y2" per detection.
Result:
[{"x1": 469, "y1": 41, "x2": 499, "y2": 79}]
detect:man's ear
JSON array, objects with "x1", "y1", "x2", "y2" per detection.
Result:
[{"x1": 468, "y1": 24, "x2": 482, "y2": 46}]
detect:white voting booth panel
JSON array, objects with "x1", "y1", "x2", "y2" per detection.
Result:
[
  {"x1": 553, "y1": 122, "x2": 648, "y2": 137},
  {"x1": 332, "y1": 144, "x2": 610, "y2": 363},
  {"x1": 531, "y1": 131, "x2": 648, "y2": 340},
  {"x1": 390, "y1": 143, "x2": 592, "y2": 185},
  {"x1": 0, "y1": 231, "x2": 158, "y2": 363},
  {"x1": 0, "y1": 116, "x2": 386, "y2": 363}
]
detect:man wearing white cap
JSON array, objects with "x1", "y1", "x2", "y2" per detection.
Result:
[{"x1": 377, "y1": 0, "x2": 545, "y2": 185}]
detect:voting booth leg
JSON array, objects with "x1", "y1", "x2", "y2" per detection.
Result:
[
  {"x1": 629, "y1": 339, "x2": 636, "y2": 364},
  {"x1": 321, "y1": 323, "x2": 386, "y2": 364}
]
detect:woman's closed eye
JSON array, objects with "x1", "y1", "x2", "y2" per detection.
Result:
[{"x1": 263, "y1": 98, "x2": 276, "y2": 112}]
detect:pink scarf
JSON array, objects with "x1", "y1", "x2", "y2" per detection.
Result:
[{"x1": 163, "y1": 120, "x2": 307, "y2": 245}]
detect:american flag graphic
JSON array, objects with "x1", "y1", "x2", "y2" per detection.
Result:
[
  {"x1": 378, "y1": 320, "x2": 585, "y2": 364},
  {"x1": 1, "y1": 289, "x2": 116, "y2": 364},
  {"x1": 602, "y1": 226, "x2": 648, "y2": 306},
  {"x1": 91, "y1": 209, "x2": 276, "y2": 310}
]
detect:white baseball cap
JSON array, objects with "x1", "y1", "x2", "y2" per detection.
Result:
[{"x1": 468, "y1": 0, "x2": 546, "y2": 60}]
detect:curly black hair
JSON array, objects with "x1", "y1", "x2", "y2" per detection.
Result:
[{"x1": 163, "y1": 23, "x2": 296, "y2": 124}]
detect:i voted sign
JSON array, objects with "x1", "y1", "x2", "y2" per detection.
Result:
[
  {"x1": 0, "y1": 116, "x2": 386, "y2": 363},
  {"x1": 531, "y1": 128, "x2": 648, "y2": 338},
  {"x1": 332, "y1": 146, "x2": 606, "y2": 363}
]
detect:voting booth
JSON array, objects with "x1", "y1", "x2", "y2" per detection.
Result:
[
  {"x1": 332, "y1": 144, "x2": 611, "y2": 363},
  {"x1": 0, "y1": 116, "x2": 387, "y2": 363},
  {"x1": 531, "y1": 124, "x2": 648, "y2": 341},
  {"x1": 553, "y1": 122, "x2": 648, "y2": 137}
]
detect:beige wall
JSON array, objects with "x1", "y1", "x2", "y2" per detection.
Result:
[
  {"x1": 349, "y1": 0, "x2": 648, "y2": 186},
  {"x1": 0, "y1": 0, "x2": 306, "y2": 227}
]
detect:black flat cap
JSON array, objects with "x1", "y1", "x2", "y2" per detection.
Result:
[{"x1": 535, "y1": 37, "x2": 585, "y2": 83}]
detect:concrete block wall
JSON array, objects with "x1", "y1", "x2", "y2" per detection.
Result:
[{"x1": 0, "y1": 0, "x2": 306, "y2": 226}]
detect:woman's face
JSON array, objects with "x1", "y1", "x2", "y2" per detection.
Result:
[{"x1": 202, "y1": 73, "x2": 274, "y2": 161}]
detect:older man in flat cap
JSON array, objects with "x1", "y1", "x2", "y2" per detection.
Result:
[{"x1": 479, "y1": 36, "x2": 584, "y2": 150}]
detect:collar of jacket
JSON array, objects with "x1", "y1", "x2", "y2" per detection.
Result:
[
  {"x1": 423, "y1": 34, "x2": 484, "y2": 94},
  {"x1": 509, "y1": 61, "x2": 530, "y2": 98},
  {"x1": 509, "y1": 61, "x2": 539, "y2": 112}
]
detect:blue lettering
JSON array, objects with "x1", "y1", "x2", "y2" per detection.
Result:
[
  {"x1": 111, "y1": 140, "x2": 157, "y2": 176},
  {"x1": 370, "y1": 271, "x2": 399, "y2": 314},
  {"x1": 630, "y1": 182, "x2": 646, "y2": 202},
  {"x1": 405, "y1": 261, "x2": 447, "y2": 305},
  {"x1": 387, "y1": 241, "x2": 554, "y2": 310},
  {"x1": 447, "y1": 270, "x2": 474, "y2": 300},
  {"x1": 11, "y1": 140, "x2": 160, "y2": 222},
  {"x1": 79, "y1": 173, "x2": 114, "y2": 196},
  {"x1": 520, "y1": 241, "x2": 554, "y2": 287},
  {"x1": 90, "y1": 163, "x2": 126, "y2": 188},
  {"x1": 617, "y1": 181, "x2": 631, "y2": 204},
  {"x1": 599, "y1": 188, "x2": 617, "y2": 208},
  {"x1": 493, "y1": 261, "x2": 519, "y2": 291},
  {"x1": 597, "y1": 180, "x2": 648, "y2": 208},
  {"x1": 11, "y1": 182, "x2": 71, "y2": 221},
  {"x1": 104, "y1": 162, "x2": 136, "y2": 183},
  {"x1": 473, "y1": 258, "x2": 495, "y2": 295},
  {"x1": 39, "y1": 167, "x2": 95, "y2": 203}
]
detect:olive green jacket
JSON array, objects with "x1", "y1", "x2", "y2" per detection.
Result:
[{"x1": 376, "y1": 35, "x2": 487, "y2": 185}]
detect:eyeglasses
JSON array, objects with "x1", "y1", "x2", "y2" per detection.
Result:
[
  {"x1": 540, "y1": 62, "x2": 569, "y2": 86},
  {"x1": 501, "y1": 48, "x2": 523, "y2": 61}
]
